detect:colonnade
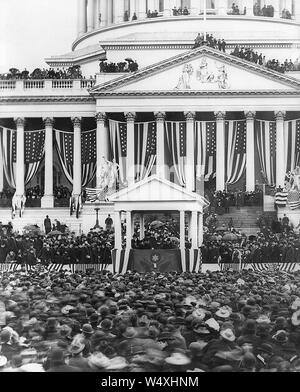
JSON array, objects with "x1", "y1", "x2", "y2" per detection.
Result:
[
  {"x1": 77, "y1": 0, "x2": 300, "y2": 37},
  {"x1": 9, "y1": 110, "x2": 287, "y2": 208}
]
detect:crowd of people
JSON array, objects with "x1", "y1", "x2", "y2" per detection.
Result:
[
  {"x1": 0, "y1": 66, "x2": 83, "y2": 80},
  {"x1": 231, "y1": 45, "x2": 298, "y2": 73},
  {"x1": 0, "y1": 267, "x2": 299, "y2": 372},
  {"x1": 172, "y1": 6, "x2": 190, "y2": 16},
  {"x1": 202, "y1": 212, "x2": 300, "y2": 265},
  {"x1": 0, "y1": 225, "x2": 113, "y2": 266},
  {"x1": 147, "y1": 9, "x2": 159, "y2": 18},
  {"x1": 253, "y1": 3, "x2": 274, "y2": 17},
  {"x1": 193, "y1": 33, "x2": 226, "y2": 51},
  {"x1": 228, "y1": 2, "x2": 246, "y2": 15},
  {"x1": 99, "y1": 59, "x2": 139, "y2": 73},
  {"x1": 209, "y1": 189, "x2": 263, "y2": 214}
]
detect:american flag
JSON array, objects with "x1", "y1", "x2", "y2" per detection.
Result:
[
  {"x1": 54, "y1": 130, "x2": 74, "y2": 184},
  {"x1": 81, "y1": 130, "x2": 97, "y2": 187},
  {"x1": 284, "y1": 119, "x2": 300, "y2": 173},
  {"x1": 255, "y1": 120, "x2": 276, "y2": 185},
  {"x1": 165, "y1": 121, "x2": 187, "y2": 186},
  {"x1": 195, "y1": 121, "x2": 217, "y2": 181},
  {"x1": 24, "y1": 130, "x2": 45, "y2": 185},
  {"x1": 0, "y1": 127, "x2": 16, "y2": 188},
  {"x1": 135, "y1": 121, "x2": 157, "y2": 181},
  {"x1": 225, "y1": 121, "x2": 246, "y2": 185},
  {"x1": 109, "y1": 120, "x2": 127, "y2": 185},
  {"x1": 24, "y1": 130, "x2": 45, "y2": 163}
]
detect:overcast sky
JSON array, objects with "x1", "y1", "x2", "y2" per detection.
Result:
[{"x1": 0, "y1": 0, "x2": 77, "y2": 73}]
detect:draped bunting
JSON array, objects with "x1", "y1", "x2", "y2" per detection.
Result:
[
  {"x1": 284, "y1": 119, "x2": 300, "y2": 173},
  {"x1": 134, "y1": 122, "x2": 156, "y2": 181},
  {"x1": 225, "y1": 120, "x2": 247, "y2": 185},
  {"x1": 195, "y1": 121, "x2": 216, "y2": 181},
  {"x1": 54, "y1": 129, "x2": 97, "y2": 187},
  {"x1": 165, "y1": 121, "x2": 186, "y2": 186},
  {"x1": 0, "y1": 127, "x2": 45, "y2": 189},
  {"x1": 255, "y1": 120, "x2": 277, "y2": 185},
  {"x1": 109, "y1": 120, "x2": 127, "y2": 184}
]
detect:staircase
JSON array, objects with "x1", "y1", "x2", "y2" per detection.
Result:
[
  {"x1": 215, "y1": 207, "x2": 277, "y2": 236},
  {"x1": 0, "y1": 208, "x2": 83, "y2": 234}
]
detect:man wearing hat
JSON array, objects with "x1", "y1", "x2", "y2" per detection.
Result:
[
  {"x1": 72, "y1": 324, "x2": 94, "y2": 357},
  {"x1": 46, "y1": 348, "x2": 82, "y2": 372},
  {"x1": 68, "y1": 341, "x2": 91, "y2": 371}
]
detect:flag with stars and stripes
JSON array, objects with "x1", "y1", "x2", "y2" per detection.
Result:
[
  {"x1": 135, "y1": 121, "x2": 157, "y2": 181},
  {"x1": 195, "y1": 121, "x2": 216, "y2": 181},
  {"x1": 81, "y1": 130, "x2": 97, "y2": 187},
  {"x1": 0, "y1": 127, "x2": 16, "y2": 188},
  {"x1": 225, "y1": 120, "x2": 246, "y2": 185},
  {"x1": 255, "y1": 120, "x2": 277, "y2": 185},
  {"x1": 54, "y1": 129, "x2": 97, "y2": 187},
  {"x1": 109, "y1": 120, "x2": 127, "y2": 185},
  {"x1": 24, "y1": 130, "x2": 45, "y2": 185},
  {"x1": 284, "y1": 119, "x2": 300, "y2": 174},
  {"x1": 165, "y1": 121, "x2": 186, "y2": 186}
]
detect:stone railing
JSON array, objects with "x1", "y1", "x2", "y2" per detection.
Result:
[{"x1": 0, "y1": 79, "x2": 96, "y2": 94}]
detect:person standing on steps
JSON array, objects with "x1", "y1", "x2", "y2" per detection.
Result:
[{"x1": 44, "y1": 215, "x2": 52, "y2": 234}]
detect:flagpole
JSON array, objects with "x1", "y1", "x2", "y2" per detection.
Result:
[{"x1": 203, "y1": 0, "x2": 207, "y2": 42}]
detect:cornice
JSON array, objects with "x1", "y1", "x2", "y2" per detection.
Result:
[
  {"x1": 90, "y1": 46, "x2": 300, "y2": 95},
  {"x1": 94, "y1": 90, "x2": 300, "y2": 97},
  {"x1": 0, "y1": 96, "x2": 96, "y2": 104}
]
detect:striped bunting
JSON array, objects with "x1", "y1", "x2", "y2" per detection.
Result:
[
  {"x1": 275, "y1": 190, "x2": 288, "y2": 207},
  {"x1": 242, "y1": 263, "x2": 300, "y2": 272},
  {"x1": 287, "y1": 189, "x2": 300, "y2": 210}
]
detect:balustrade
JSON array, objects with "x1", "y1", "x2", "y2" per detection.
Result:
[
  {"x1": 0, "y1": 80, "x2": 16, "y2": 89},
  {"x1": 52, "y1": 80, "x2": 74, "y2": 89},
  {"x1": 24, "y1": 80, "x2": 45, "y2": 89}
]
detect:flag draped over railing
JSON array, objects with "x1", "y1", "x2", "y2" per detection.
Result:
[
  {"x1": 54, "y1": 129, "x2": 96, "y2": 187},
  {"x1": 0, "y1": 127, "x2": 45, "y2": 188},
  {"x1": 195, "y1": 121, "x2": 216, "y2": 181},
  {"x1": 284, "y1": 119, "x2": 300, "y2": 173},
  {"x1": 109, "y1": 120, "x2": 127, "y2": 185},
  {"x1": 225, "y1": 120, "x2": 247, "y2": 185},
  {"x1": 255, "y1": 120, "x2": 277, "y2": 185},
  {"x1": 134, "y1": 121, "x2": 156, "y2": 181},
  {"x1": 165, "y1": 121, "x2": 187, "y2": 186}
]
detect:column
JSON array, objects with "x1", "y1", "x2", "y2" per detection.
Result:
[
  {"x1": 180, "y1": 210, "x2": 185, "y2": 250},
  {"x1": 41, "y1": 118, "x2": 54, "y2": 208},
  {"x1": 190, "y1": 0, "x2": 200, "y2": 15},
  {"x1": 78, "y1": 0, "x2": 87, "y2": 36},
  {"x1": 154, "y1": 112, "x2": 167, "y2": 179},
  {"x1": 139, "y1": 213, "x2": 145, "y2": 240},
  {"x1": 126, "y1": 210, "x2": 132, "y2": 248},
  {"x1": 130, "y1": 0, "x2": 136, "y2": 18},
  {"x1": 125, "y1": 112, "x2": 136, "y2": 186},
  {"x1": 94, "y1": 0, "x2": 100, "y2": 28},
  {"x1": 14, "y1": 118, "x2": 25, "y2": 197},
  {"x1": 95, "y1": 113, "x2": 109, "y2": 186},
  {"x1": 163, "y1": 0, "x2": 172, "y2": 16},
  {"x1": 245, "y1": 111, "x2": 256, "y2": 192},
  {"x1": 100, "y1": 0, "x2": 107, "y2": 26},
  {"x1": 87, "y1": 0, "x2": 94, "y2": 31},
  {"x1": 107, "y1": 0, "x2": 113, "y2": 24},
  {"x1": 138, "y1": 0, "x2": 147, "y2": 18},
  {"x1": 294, "y1": 0, "x2": 300, "y2": 21},
  {"x1": 184, "y1": 112, "x2": 196, "y2": 192},
  {"x1": 191, "y1": 210, "x2": 198, "y2": 248},
  {"x1": 245, "y1": 0, "x2": 254, "y2": 16},
  {"x1": 114, "y1": 0, "x2": 125, "y2": 23},
  {"x1": 148, "y1": 0, "x2": 155, "y2": 12},
  {"x1": 215, "y1": 111, "x2": 226, "y2": 191},
  {"x1": 217, "y1": 0, "x2": 227, "y2": 15},
  {"x1": 273, "y1": 0, "x2": 280, "y2": 17},
  {"x1": 114, "y1": 211, "x2": 122, "y2": 249},
  {"x1": 198, "y1": 212, "x2": 203, "y2": 246},
  {"x1": 275, "y1": 111, "x2": 286, "y2": 188},
  {"x1": 72, "y1": 117, "x2": 82, "y2": 196}
]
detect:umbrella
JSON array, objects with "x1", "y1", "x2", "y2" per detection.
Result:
[
  {"x1": 23, "y1": 225, "x2": 41, "y2": 236},
  {"x1": 169, "y1": 237, "x2": 180, "y2": 243},
  {"x1": 223, "y1": 233, "x2": 238, "y2": 241},
  {"x1": 150, "y1": 220, "x2": 164, "y2": 228},
  {"x1": 47, "y1": 230, "x2": 62, "y2": 236},
  {"x1": 125, "y1": 58, "x2": 134, "y2": 62}
]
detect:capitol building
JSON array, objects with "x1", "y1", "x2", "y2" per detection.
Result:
[{"x1": 0, "y1": 0, "x2": 300, "y2": 271}]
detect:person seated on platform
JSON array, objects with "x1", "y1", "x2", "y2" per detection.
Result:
[
  {"x1": 124, "y1": 10, "x2": 129, "y2": 21},
  {"x1": 132, "y1": 12, "x2": 137, "y2": 20},
  {"x1": 183, "y1": 6, "x2": 189, "y2": 15},
  {"x1": 172, "y1": 6, "x2": 178, "y2": 15}
]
